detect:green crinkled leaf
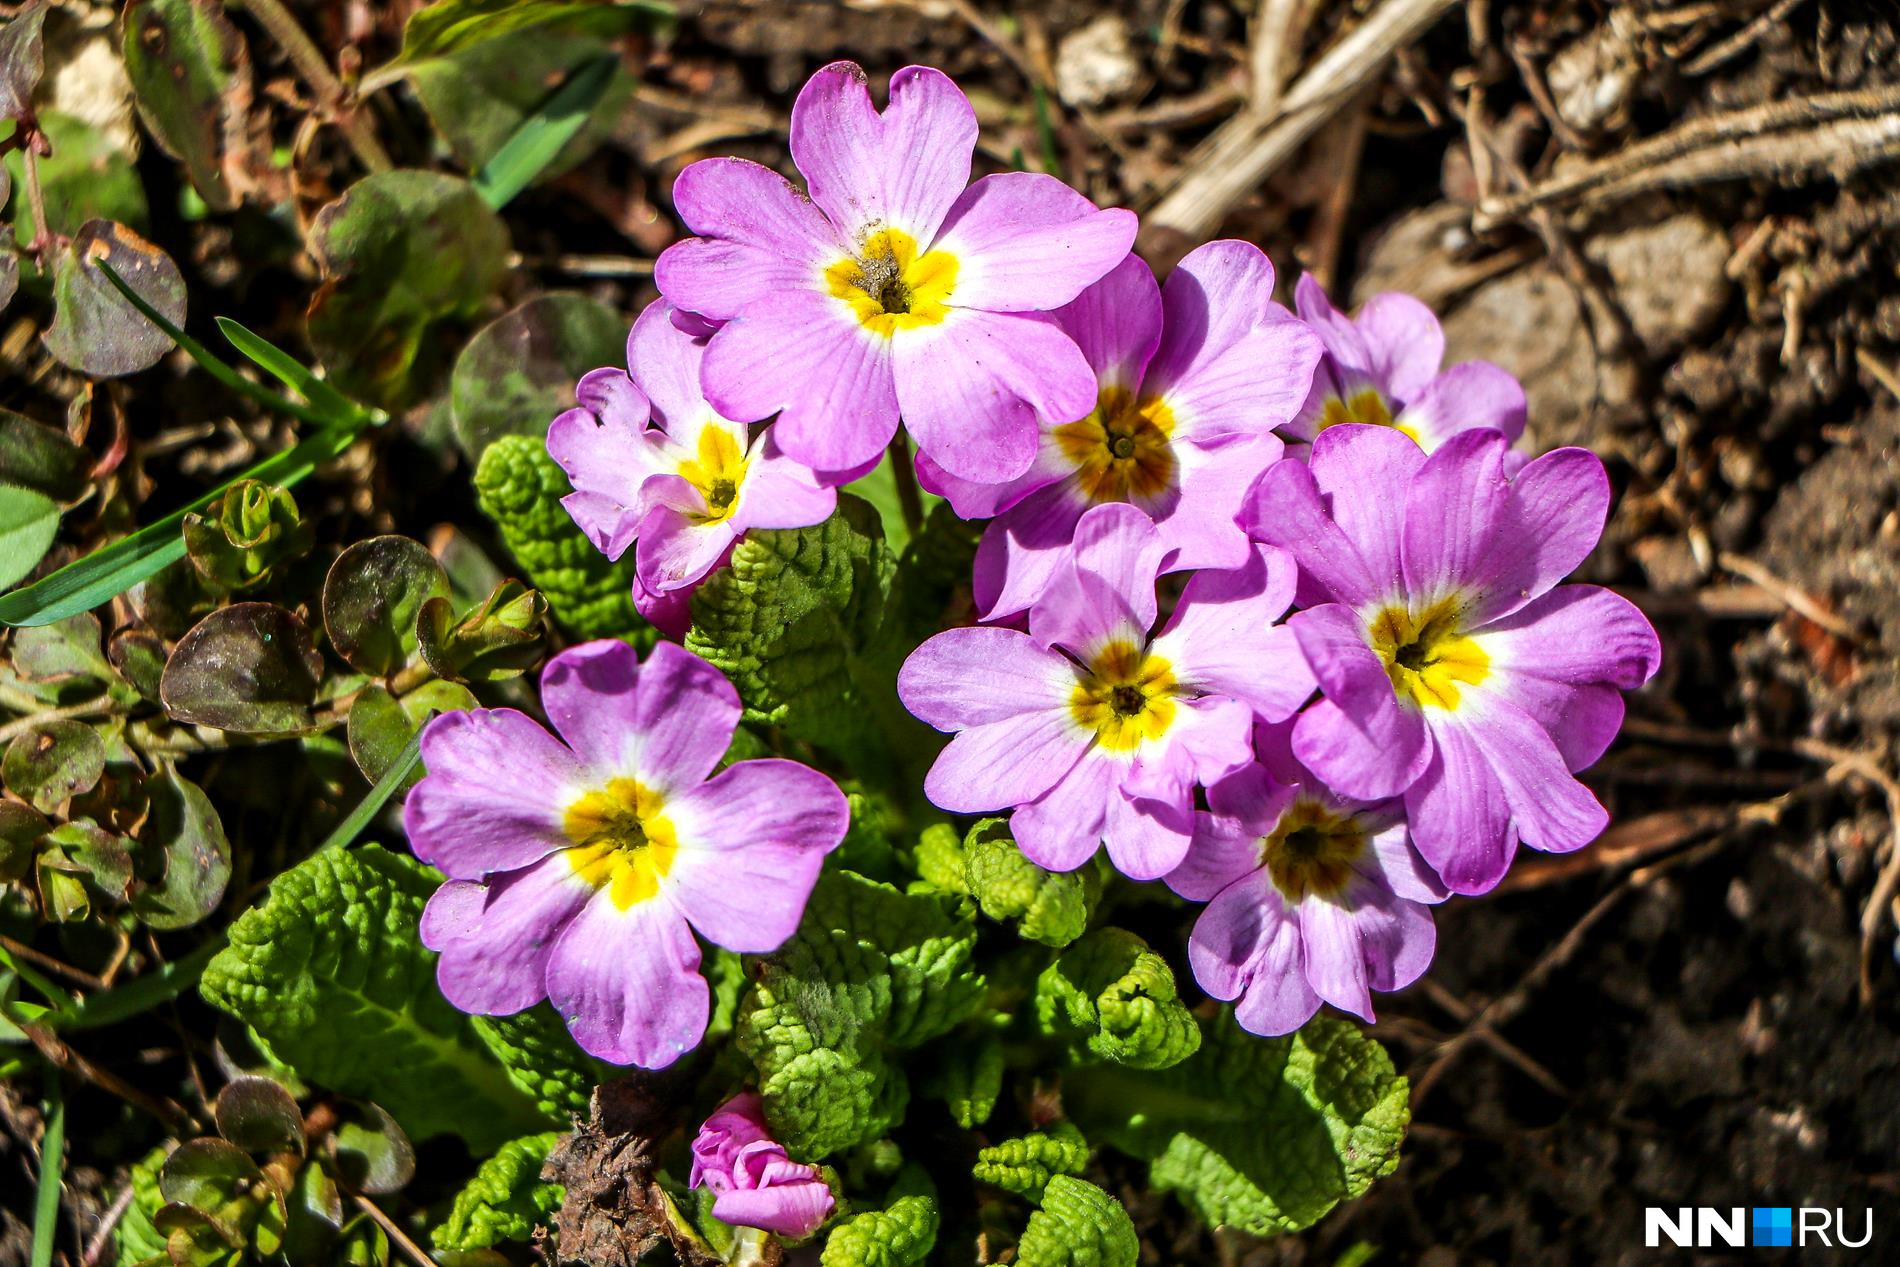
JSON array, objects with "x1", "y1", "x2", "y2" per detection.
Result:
[
  {"x1": 114, "y1": 1144, "x2": 170, "y2": 1267},
  {"x1": 431, "y1": 1131, "x2": 564, "y2": 1252},
  {"x1": 819, "y1": 1167, "x2": 938, "y2": 1267},
  {"x1": 737, "y1": 869, "x2": 986, "y2": 1159},
  {"x1": 686, "y1": 496, "x2": 936, "y2": 780},
  {"x1": 973, "y1": 1122, "x2": 1090, "y2": 1203},
  {"x1": 909, "y1": 822, "x2": 967, "y2": 895},
  {"x1": 1015, "y1": 1176, "x2": 1137, "y2": 1267},
  {"x1": 964, "y1": 818, "x2": 1099, "y2": 948},
  {"x1": 471, "y1": 1003, "x2": 605, "y2": 1121},
  {"x1": 474, "y1": 433, "x2": 640, "y2": 640},
  {"x1": 1035, "y1": 929, "x2": 1199, "y2": 1070},
  {"x1": 1068, "y1": 1010, "x2": 1409, "y2": 1239},
  {"x1": 199, "y1": 843, "x2": 555, "y2": 1152},
  {"x1": 924, "y1": 1032, "x2": 1003, "y2": 1130}
]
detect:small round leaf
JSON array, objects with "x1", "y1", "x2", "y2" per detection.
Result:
[
  {"x1": 322, "y1": 536, "x2": 448, "y2": 677},
  {"x1": 328, "y1": 1102, "x2": 415, "y2": 1196},
  {"x1": 133, "y1": 762, "x2": 232, "y2": 931},
  {"x1": 159, "y1": 603, "x2": 323, "y2": 734},
  {"x1": 2, "y1": 719, "x2": 106, "y2": 812},
  {"x1": 214, "y1": 1077, "x2": 306, "y2": 1155},
  {"x1": 43, "y1": 220, "x2": 187, "y2": 379}
]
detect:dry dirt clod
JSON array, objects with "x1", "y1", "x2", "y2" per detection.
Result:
[
  {"x1": 1585, "y1": 213, "x2": 1734, "y2": 356},
  {"x1": 1054, "y1": 14, "x2": 1142, "y2": 109}
]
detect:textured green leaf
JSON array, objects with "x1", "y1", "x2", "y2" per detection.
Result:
[
  {"x1": 473, "y1": 433, "x2": 639, "y2": 639},
  {"x1": 737, "y1": 869, "x2": 986, "y2": 1158},
  {"x1": 819, "y1": 1167, "x2": 937, "y2": 1267},
  {"x1": 973, "y1": 1123, "x2": 1089, "y2": 1203},
  {"x1": 432, "y1": 1131, "x2": 564, "y2": 1251},
  {"x1": 687, "y1": 496, "x2": 935, "y2": 778},
  {"x1": 114, "y1": 1144, "x2": 170, "y2": 1267},
  {"x1": 451, "y1": 293, "x2": 623, "y2": 457},
  {"x1": 923, "y1": 1032, "x2": 1003, "y2": 1130},
  {"x1": 1067, "y1": 1010, "x2": 1409, "y2": 1239},
  {"x1": 200, "y1": 843, "x2": 554, "y2": 1151},
  {"x1": 120, "y1": 0, "x2": 250, "y2": 211},
  {"x1": 305, "y1": 171, "x2": 508, "y2": 410},
  {"x1": 471, "y1": 1003, "x2": 606, "y2": 1121},
  {"x1": 1036, "y1": 929, "x2": 1199, "y2": 1070},
  {"x1": 964, "y1": 818, "x2": 1099, "y2": 948},
  {"x1": 1015, "y1": 1176, "x2": 1137, "y2": 1267}
]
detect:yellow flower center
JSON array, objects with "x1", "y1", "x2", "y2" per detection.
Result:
[
  {"x1": 1319, "y1": 387, "x2": 1416, "y2": 441},
  {"x1": 1053, "y1": 384, "x2": 1178, "y2": 503},
  {"x1": 563, "y1": 778, "x2": 680, "y2": 910},
  {"x1": 824, "y1": 227, "x2": 958, "y2": 337},
  {"x1": 1068, "y1": 639, "x2": 1178, "y2": 752},
  {"x1": 676, "y1": 426, "x2": 748, "y2": 525},
  {"x1": 1367, "y1": 596, "x2": 1489, "y2": 710},
  {"x1": 1260, "y1": 798, "x2": 1366, "y2": 902}
]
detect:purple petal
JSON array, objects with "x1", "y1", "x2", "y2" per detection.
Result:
[
  {"x1": 423, "y1": 858, "x2": 592, "y2": 1015},
  {"x1": 1495, "y1": 678, "x2": 1627, "y2": 772},
  {"x1": 1013, "y1": 750, "x2": 1118, "y2": 872},
  {"x1": 1241, "y1": 452, "x2": 1384, "y2": 608},
  {"x1": 1306, "y1": 423, "x2": 1430, "y2": 601},
  {"x1": 932, "y1": 173, "x2": 1137, "y2": 312},
  {"x1": 790, "y1": 62, "x2": 975, "y2": 244},
  {"x1": 539, "y1": 641, "x2": 740, "y2": 794},
  {"x1": 1170, "y1": 764, "x2": 1289, "y2": 901},
  {"x1": 1396, "y1": 361, "x2": 1526, "y2": 449},
  {"x1": 895, "y1": 309, "x2": 1091, "y2": 484},
  {"x1": 915, "y1": 442, "x2": 1064, "y2": 522},
  {"x1": 923, "y1": 710, "x2": 1088, "y2": 813},
  {"x1": 1399, "y1": 428, "x2": 1512, "y2": 605},
  {"x1": 1103, "y1": 781, "x2": 1196, "y2": 880},
  {"x1": 971, "y1": 484, "x2": 1090, "y2": 621},
  {"x1": 545, "y1": 893, "x2": 708, "y2": 1067},
  {"x1": 1353, "y1": 291, "x2": 1446, "y2": 404},
  {"x1": 634, "y1": 577, "x2": 695, "y2": 639},
  {"x1": 1288, "y1": 690, "x2": 1431, "y2": 804},
  {"x1": 658, "y1": 159, "x2": 838, "y2": 318},
  {"x1": 736, "y1": 433, "x2": 838, "y2": 530},
  {"x1": 664, "y1": 759, "x2": 848, "y2": 953},
  {"x1": 626, "y1": 299, "x2": 713, "y2": 431},
  {"x1": 1152, "y1": 546, "x2": 1314, "y2": 723},
  {"x1": 898, "y1": 627, "x2": 1074, "y2": 729},
  {"x1": 1456, "y1": 696, "x2": 1609, "y2": 854},
  {"x1": 1148, "y1": 433, "x2": 1283, "y2": 573},
  {"x1": 1069, "y1": 502, "x2": 1167, "y2": 624},
  {"x1": 405, "y1": 709, "x2": 585, "y2": 880},
  {"x1": 712, "y1": 1178, "x2": 835, "y2": 1240},
  {"x1": 1470, "y1": 447, "x2": 1612, "y2": 623},
  {"x1": 1479, "y1": 585, "x2": 1661, "y2": 688},
  {"x1": 700, "y1": 291, "x2": 899, "y2": 474},
  {"x1": 1028, "y1": 556, "x2": 1150, "y2": 666},
  {"x1": 636, "y1": 510, "x2": 740, "y2": 598},
  {"x1": 1360, "y1": 820, "x2": 1448, "y2": 905},
  {"x1": 1404, "y1": 721, "x2": 1514, "y2": 895},
  {"x1": 1050, "y1": 252, "x2": 1162, "y2": 385},
  {"x1": 575, "y1": 364, "x2": 647, "y2": 431}
]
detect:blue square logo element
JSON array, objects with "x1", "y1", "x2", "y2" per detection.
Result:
[{"x1": 1752, "y1": 1207, "x2": 1793, "y2": 1247}]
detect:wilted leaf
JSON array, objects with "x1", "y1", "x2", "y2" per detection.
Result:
[
  {"x1": 321, "y1": 535, "x2": 448, "y2": 677},
  {"x1": 120, "y1": 0, "x2": 251, "y2": 211},
  {"x1": 159, "y1": 603, "x2": 323, "y2": 734},
  {"x1": 0, "y1": 222, "x2": 16, "y2": 313},
  {"x1": 330, "y1": 1102, "x2": 416, "y2": 1195},
  {"x1": 2, "y1": 718, "x2": 105, "y2": 811},
  {"x1": 0, "y1": 408, "x2": 89, "y2": 501},
  {"x1": 346, "y1": 679, "x2": 472, "y2": 789},
  {"x1": 134, "y1": 761, "x2": 232, "y2": 930},
  {"x1": 5, "y1": 111, "x2": 148, "y2": 241},
  {"x1": 214, "y1": 1077, "x2": 305, "y2": 1154},
  {"x1": 108, "y1": 626, "x2": 167, "y2": 702},
  {"x1": 0, "y1": 4, "x2": 47, "y2": 124},
  {"x1": 305, "y1": 170, "x2": 508, "y2": 410},
  {"x1": 0, "y1": 481, "x2": 59, "y2": 590},
  {"x1": 44, "y1": 220, "x2": 186, "y2": 378},
  {"x1": 450, "y1": 292, "x2": 624, "y2": 456}
]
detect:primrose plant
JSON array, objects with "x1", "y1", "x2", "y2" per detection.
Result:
[{"x1": 395, "y1": 60, "x2": 1660, "y2": 1263}]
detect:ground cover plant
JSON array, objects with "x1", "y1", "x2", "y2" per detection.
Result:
[{"x1": 2, "y1": 2, "x2": 1899, "y2": 1265}]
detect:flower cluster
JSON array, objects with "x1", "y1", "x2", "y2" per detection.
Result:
[{"x1": 421, "y1": 58, "x2": 1658, "y2": 1078}]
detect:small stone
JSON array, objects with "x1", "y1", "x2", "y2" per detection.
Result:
[
  {"x1": 1587, "y1": 215, "x2": 1733, "y2": 356},
  {"x1": 1055, "y1": 16, "x2": 1141, "y2": 109}
]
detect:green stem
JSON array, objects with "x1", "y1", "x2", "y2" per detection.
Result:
[
  {"x1": 233, "y1": 0, "x2": 392, "y2": 174},
  {"x1": 29, "y1": 1071, "x2": 64, "y2": 1267},
  {"x1": 0, "y1": 697, "x2": 123, "y2": 747},
  {"x1": 888, "y1": 433, "x2": 926, "y2": 542}
]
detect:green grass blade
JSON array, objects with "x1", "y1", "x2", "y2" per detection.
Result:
[
  {"x1": 0, "y1": 422, "x2": 367, "y2": 627},
  {"x1": 95, "y1": 262, "x2": 333, "y2": 430},
  {"x1": 1032, "y1": 83, "x2": 1064, "y2": 182},
  {"x1": 30, "y1": 1072, "x2": 63, "y2": 1267},
  {"x1": 215, "y1": 318, "x2": 371, "y2": 426},
  {"x1": 319, "y1": 730, "x2": 423, "y2": 853},
  {"x1": 473, "y1": 53, "x2": 619, "y2": 210}
]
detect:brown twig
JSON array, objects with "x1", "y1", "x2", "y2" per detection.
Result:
[
  {"x1": 234, "y1": 0, "x2": 391, "y2": 174},
  {"x1": 81, "y1": 1183, "x2": 137, "y2": 1267},
  {"x1": 1790, "y1": 738, "x2": 1900, "y2": 1006},
  {"x1": 1716, "y1": 550, "x2": 1868, "y2": 644},
  {"x1": 0, "y1": 935, "x2": 109, "y2": 993},
  {"x1": 353, "y1": 1195, "x2": 441, "y2": 1267},
  {"x1": 1683, "y1": 0, "x2": 1810, "y2": 76},
  {"x1": 21, "y1": 1024, "x2": 197, "y2": 1134}
]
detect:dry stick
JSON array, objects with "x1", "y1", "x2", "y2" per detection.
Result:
[
  {"x1": 0, "y1": 935, "x2": 109, "y2": 993},
  {"x1": 353, "y1": 1195, "x2": 441, "y2": 1267},
  {"x1": 80, "y1": 1184, "x2": 136, "y2": 1267},
  {"x1": 1858, "y1": 347, "x2": 1900, "y2": 403},
  {"x1": 1248, "y1": 0, "x2": 1309, "y2": 116},
  {"x1": 1145, "y1": 0, "x2": 1461, "y2": 237},
  {"x1": 1473, "y1": 84, "x2": 1900, "y2": 228},
  {"x1": 234, "y1": 0, "x2": 391, "y2": 174},
  {"x1": 1715, "y1": 550, "x2": 1868, "y2": 644},
  {"x1": 1684, "y1": 0, "x2": 1810, "y2": 76},
  {"x1": 21, "y1": 1024, "x2": 196, "y2": 1134},
  {"x1": 1417, "y1": 979, "x2": 1568, "y2": 1097},
  {"x1": 1790, "y1": 738, "x2": 1900, "y2": 1007}
]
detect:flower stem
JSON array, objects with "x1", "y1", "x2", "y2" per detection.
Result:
[
  {"x1": 888, "y1": 432, "x2": 925, "y2": 542},
  {"x1": 233, "y1": 0, "x2": 392, "y2": 174},
  {"x1": 20, "y1": 142, "x2": 51, "y2": 259}
]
